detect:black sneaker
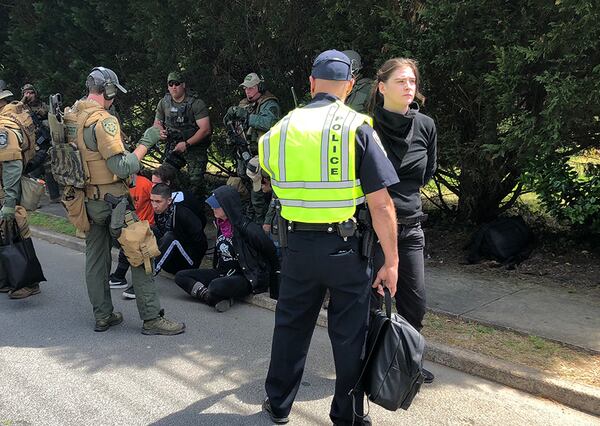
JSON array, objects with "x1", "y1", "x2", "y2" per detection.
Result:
[
  {"x1": 215, "y1": 298, "x2": 234, "y2": 313},
  {"x1": 122, "y1": 286, "x2": 136, "y2": 300},
  {"x1": 262, "y1": 398, "x2": 288, "y2": 424},
  {"x1": 423, "y1": 368, "x2": 435, "y2": 384},
  {"x1": 109, "y1": 274, "x2": 128, "y2": 289}
]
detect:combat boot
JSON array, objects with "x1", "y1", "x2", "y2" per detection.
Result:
[
  {"x1": 142, "y1": 309, "x2": 185, "y2": 335},
  {"x1": 94, "y1": 311, "x2": 123, "y2": 332},
  {"x1": 8, "y1": 284, "x2": 41, "y2": 299},
  {"x1": 0, "y1": 284, "x2": 11, "y2": 293}
]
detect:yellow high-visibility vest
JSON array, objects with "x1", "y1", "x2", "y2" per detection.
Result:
[{"x1": 259, "y1": 99, "x2": 372, "y2": 223}]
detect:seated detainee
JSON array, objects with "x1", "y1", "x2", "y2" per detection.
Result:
[
  {"x1": 151, "y1": 164, "x2": 206, "y2": 228},
  {"x1": 114, "y1": 183, "x2": 208, "y2": 300},
  {"x1": 175, "y1": 185, "x2": 279, "y2": 312}
]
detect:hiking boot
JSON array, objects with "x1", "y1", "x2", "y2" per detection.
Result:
[
  {"x1": 0, "y1": 284, "x2": 11, "y2": 293},
  {"x1": 262, "y1": 397, "x2": 289, "y2": 424},
  {"x1": 8, "y1": 284, "x2": 41, "y2": 299},
  {"x1": 423, "y1": 368, "x2": 435, "y2": 384},
  {"x1": 109, "y1": 274, "x2": 128, "y2": 289},
  {"x1": 122, "y1": 286, "x2": 136, "y2": 299},
  {"x1": 215, "y1": 298, "x2": 234, "y2": 313},
  {"x1": 142, "y1": 309, "x2": 185, "y2": 335},
  {"x1": 94, "y1": 312, "x2": 123, "y2": 332}
]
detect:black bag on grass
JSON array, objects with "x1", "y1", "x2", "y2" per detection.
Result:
[
  {"x1": 467, "y1": 216, "x2": 533, "y2": 267},
  {"x1": 0, "y1": 220, "x2": 46, "y2": 290},
  {"x1": 350, "y1": 288, "x2": 425, "y2": 416}
]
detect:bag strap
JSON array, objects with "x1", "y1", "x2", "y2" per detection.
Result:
[{"x1": 384, "y1": 287, "x2": 392, "y2": 318}]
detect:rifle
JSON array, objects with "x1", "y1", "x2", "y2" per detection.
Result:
[
  {"x1": 223, "y1": 114, "x2": 252, "y2": 177},
  {"x1": 47, "y1": 94, "x2": 65, "y2": 145},
  {"x1": 160, "y1": 122, "x2": 187, "y2": 169},
  {"x1": 291, "y1": 87, "x2": 299, "y2": 108}
]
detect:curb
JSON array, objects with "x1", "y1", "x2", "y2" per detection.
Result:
[{"x1": 30, "y1": 226, "x2": 600, "y2": 417}]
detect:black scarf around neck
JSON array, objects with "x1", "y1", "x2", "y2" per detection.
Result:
[{"x1": 373, "y1": 103, "x2": 417, "y2": 164}]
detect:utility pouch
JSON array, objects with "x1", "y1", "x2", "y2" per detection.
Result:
[
  {"x1": 336, "y1": 218, "x2": 358, "y2": 239},
  {"x1": 117, "y1": 220, "x2": 160, "y2": 275},
  {"x1": 275, "y1": 201, "x2": 288, "y2": 248},
  {"x1": 61, "y1": 185, "x2": 90, "y2": 232}
]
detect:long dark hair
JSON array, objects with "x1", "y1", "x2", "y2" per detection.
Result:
[{"x1": 367, "y1": 58, "x2": 425, "y2": 114}]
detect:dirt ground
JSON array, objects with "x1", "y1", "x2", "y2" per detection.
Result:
[{"x1": 422, "y1": 212, "x2": 600, "y2": 296}]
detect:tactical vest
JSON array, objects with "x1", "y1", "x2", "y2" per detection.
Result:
[
  {"x1": 162, "y1": 93, "x2": 199, "y2": 140},
  {"x1": 0, "y1": 101, "x2": 36, "y2": 167},
  {"x1": 345, "y1": 77, "x2": 373, "y2": 114},
  {"x1": 259, "y1": 100, "x2": 371, "y2": 223},
  {"x1": 240, "y1": 91, "x2": 278, "y2": 142},
  {"x1": 64, "y1": 100, "x2": 127, "y2": 197}
]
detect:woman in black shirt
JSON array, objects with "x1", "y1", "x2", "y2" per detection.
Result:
[{"x1": 369, "y1": 58, "x2": 437, "y2": 382}]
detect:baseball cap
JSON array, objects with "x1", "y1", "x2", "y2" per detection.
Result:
[
  {"x1": 240, "y1": 73, "x2": 261, "y2": 88},
  {"x1": 246, "y1": 156, "x2": 262, "y2": 192},
  {"x1": 311, "y1": 50, "x2": 352, "y2": 81},
  {"x1": 167, "y1": 71, "x2": 183, "y2": 83},
  {"x1": 87, "y1": 67, "x2": 127, "y2": 93},
  {"x1": 0, "y1": 89, "x2": 14, "y2": 101},
  {"x1": 205, "y1": 193, "x2": 220, "y2": 209}
]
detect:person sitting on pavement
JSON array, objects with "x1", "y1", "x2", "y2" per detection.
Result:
[
  {"x1": 117, "y1": 183, "x2": 208, "y2": 299},
  {"x1": 150, "y1": 163, "x2": 206, "y2": 228},
  {"x1": 174, "y1": 185, "x2": 279, "y2": 312},
  {"x1": 109, "y1": 165, "x2": 206, "y2": 291}
]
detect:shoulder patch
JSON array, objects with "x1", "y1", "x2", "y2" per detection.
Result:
[
  {"x1": 101, "y1": 117, "x2": 119, "y2": 136},
  {"x1": 0, "y1": 131, "x2": 8, "y2": 149},
  {"x1": 372, "y1": 130, "x2": 387, "y2": 156}
]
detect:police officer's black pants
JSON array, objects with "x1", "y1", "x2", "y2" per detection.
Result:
[
  {"x1": 374, "y1": 223, "x2": 426, "y2": 330},
  {"x1": 265, "y1": 232, "x2": 370, "y2": 425}
]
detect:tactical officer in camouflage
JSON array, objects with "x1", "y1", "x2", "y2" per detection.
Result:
[
  {"x1": 342, "y1": 50, "x2": 374, "y2": 114},
  {"x1": 20, "y1": 82, "x2": 61, "y2": 202},
  {"x1": 74, "y1": 66, "x2": 185, "y2": 334},
  {"x1": 153, "y1": 71, "x2": 212, "y2": 199},
  {"x1": 224, "y1": 73, "x2": 281, "y2": 224},
  {"x1": 0, "y1": 85, "x2": 42, "y2": 299}
]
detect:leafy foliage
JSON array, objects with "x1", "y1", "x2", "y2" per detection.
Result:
[{"x1": 1, "y1": 0, "x2": 599, "y2": 232}]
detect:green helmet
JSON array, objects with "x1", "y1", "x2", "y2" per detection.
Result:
[
  {"x1": 21, "y1": 83, "x2": 37, "y2": 95},
  {"x1": 342, "y1": 50, "x2": 362, "y2": 75}
]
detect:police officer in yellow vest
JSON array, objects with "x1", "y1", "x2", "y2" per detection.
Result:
[
  {"x1": 260, "y1": 50, "x2": 400, "y2": 425},
  {"x1": 73, "y1": 67, "x2": 185, "y2": 334},
  {"x1": 0, "y1": 86, "x2": 41, "y2": 299}
]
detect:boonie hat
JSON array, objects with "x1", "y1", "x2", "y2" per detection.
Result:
[
  {"x1": 311, "y1": 50, "x2": 352, "y2": 81},
  {"x1": 0, "y1": 88, "x2": 13, "y2": 101},
  {"x1": 167, "y1": 71, "x2": 183, "y2": 83},
  {"x1": 205, "y1": 193, "x2": 220, "y2": 209},
  {"x1": 87, "y1": 67, "x2": 127, "y2": 94},
  {"x1": 240, "y1": 73, "x2": 261, "y2": 88},
  {"x1": 246, "y1": 156, "x2": 262, "y2": 192},
  {"x1": 21, "y1": 83, "x2": 36, "y2": 94}
]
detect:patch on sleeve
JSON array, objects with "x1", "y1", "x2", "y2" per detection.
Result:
[
  {"x1": 101, "y1": 117, "x2": 119, "y2": 137},
  {"x1": 372, "y1": 130, "x2": 387, "y2": 156},
  {"x1": 0, "y1": 131, "x2": 8, "y2": 149}
]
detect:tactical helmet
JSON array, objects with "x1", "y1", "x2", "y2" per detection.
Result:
[
  {"x1": 21, "y1": 83, "x2": 37, "y2": 95},
  {"x1": 342, "y1": 50, "x2": 363, "y2": 75},
  {"x1": 86, "y1": 66, "x2": 127, "y2": 100}
]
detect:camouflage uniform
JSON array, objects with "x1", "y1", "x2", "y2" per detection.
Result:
[
  {"x1": 231, "y1": 73, "x2": 281, "y2": 224},
  {"x1": 342, "y1": 50, "x2": 374, "y2": 114},
  {"x1": 155, "y1": 79, "x2": 211, "y2": 199}
]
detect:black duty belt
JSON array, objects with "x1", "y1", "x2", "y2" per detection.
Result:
[
  {"x1": 288, "y1": 222, "x2": 337, "y2": 233},
  {"x1": 397, "y1": 214, "x2": 428, "y2": 226}
]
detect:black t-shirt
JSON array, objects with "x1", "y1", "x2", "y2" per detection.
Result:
[{"x1": 305, "y1": 93, "x2": 399, "y2": 195}]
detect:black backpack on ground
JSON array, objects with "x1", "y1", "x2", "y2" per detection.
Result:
[{"x1": 467, "y1": 215, "x2": 534, "y2": 268}]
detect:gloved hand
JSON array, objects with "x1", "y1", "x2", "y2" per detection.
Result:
[
  {"x1": 235, "y1": 107, "x2": 249, "y2": 121},
  {"x1": 223, "y1": 106, "x2": 237, "y2": 124},
  {"x1": 0, "y1": 205, "x2": 15, "y2": 221},
  {"x1": 138, "y1": 126, "x2": 162, "y2": 149}
]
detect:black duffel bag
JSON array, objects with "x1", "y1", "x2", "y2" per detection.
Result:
[
  {"x1": 0, "y1": 220, "x2": 46, "y2": 290},
  {"x1": 350, "y1": 288, "x2": 425, "y2": 417}
]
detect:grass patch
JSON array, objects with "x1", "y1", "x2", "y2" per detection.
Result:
[
  {"x1": 423, "y1": 312, "x2": 600, "y2": 388},
  {"x1": 29, "y1": 211, "x2": 76, "y2": 236}
]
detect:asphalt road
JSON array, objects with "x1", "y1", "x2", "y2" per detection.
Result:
[{"x1": 0, "y1": 238, "x2": 598, "y2": 426}]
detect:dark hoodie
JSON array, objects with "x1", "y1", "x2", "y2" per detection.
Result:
[{"x1": 212, "y1": 185, "x2": 279, "y2": 294}]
